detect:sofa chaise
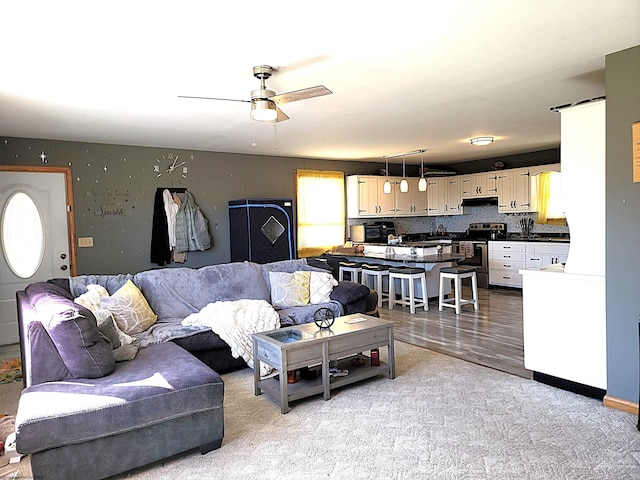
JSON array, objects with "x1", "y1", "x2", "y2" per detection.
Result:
[{"x1": 15, "y1": 259, "x2": 375, "y2": 480}]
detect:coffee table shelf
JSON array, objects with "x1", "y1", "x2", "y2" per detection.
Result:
[{"x1": 252, "y1": 314, "x2": 395, "y2": 413}]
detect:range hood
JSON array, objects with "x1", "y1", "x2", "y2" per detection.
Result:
[{"x1": 461, "y1": 197, "x2": 499, "y2": 207}]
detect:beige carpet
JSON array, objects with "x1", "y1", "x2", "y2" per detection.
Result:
[{"x1": 1, "y1": 342, "x2": 639, "y2": 479}]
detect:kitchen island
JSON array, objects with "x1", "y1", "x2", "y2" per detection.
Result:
[{"x1": 324, "y1": 245, "x2": 464, "y2": 300}]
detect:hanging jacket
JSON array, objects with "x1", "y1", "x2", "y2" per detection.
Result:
[
  {"x1": 150, "y1": 189, "x2": 172, "y2": 266},
  {"x1": 175, "y1": 192, "x2": 211, "y2": 253}
]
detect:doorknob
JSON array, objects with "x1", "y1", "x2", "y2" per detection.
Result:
[
  {"x1": 60, "y1": 253, "x2": 67, "y2": 259},
  {"x1": 60, "y1": 265, "x2": 68, "y2": 271}
]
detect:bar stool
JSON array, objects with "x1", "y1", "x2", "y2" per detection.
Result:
[
  {"x1": 338, "y1": 261, "x2": 366, "y2": 282},
  {"x1": 360, "y1": 263, "x2": 390, "y2": 307},
  {"x1": 388, "y1": 267, "x2": 428, "y2": 314},
  {"x1": 438, "y1": 266, "x2": 479, "y2": 314}
]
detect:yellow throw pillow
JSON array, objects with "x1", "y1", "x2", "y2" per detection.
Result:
[
  {"x1": 99, "y1": 280, "x2": 157, "y2": 335},
  {"x1": 268, "y1": 271, "x2": 310, "y2": 308}
]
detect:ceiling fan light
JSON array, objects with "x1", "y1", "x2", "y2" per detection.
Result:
[
  {"x1": 418, "y1": 177, "x2": 427, "y2": 191},
  {"x1": 251, "y1": 100, "x2": 277, "y2": 122},
  {"x1": 470, "y1": 136, "x2": 494, "y2": 146},
  {"x1": 400, "y1": 179, "x2": 409, "y2": 193}
]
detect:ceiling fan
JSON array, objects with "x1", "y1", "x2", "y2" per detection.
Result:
[{"x1": 178, "y1": 65, "x2": 332, "y2": 122}]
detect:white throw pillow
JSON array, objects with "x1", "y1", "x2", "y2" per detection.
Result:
[
  {"x1": 309, "y1": 271, "x2": 338, "y2": 304},
  {"x1": 74, "y1": 284, "x2": 109, "y2": 311},
  {"x1": 269, "y1": 271, "x2": 310, "y2": 308}
]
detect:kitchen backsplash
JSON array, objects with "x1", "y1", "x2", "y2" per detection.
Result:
[{"x1": 347, "y1": 205, "x2": 570, "y2": 238}]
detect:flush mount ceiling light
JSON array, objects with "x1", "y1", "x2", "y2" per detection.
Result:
[
  {"x1": 470, "y1": 136, "x2": 494, "y2": 146},
  {"x1": 250, "y1": 99, "x2": 278, "y2": 122}
]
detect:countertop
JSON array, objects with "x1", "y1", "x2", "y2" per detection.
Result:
[{"x1": 323, "y1": 250, "x2": 464, "y2": 264}]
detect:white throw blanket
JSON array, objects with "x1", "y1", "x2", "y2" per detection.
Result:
[{"x1": 182, "y1": 299, "x2": 280, "y2": 376}]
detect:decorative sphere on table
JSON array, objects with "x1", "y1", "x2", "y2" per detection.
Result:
[{"x1": 314, "y1": 307, "x2": 335, "y2": 329}]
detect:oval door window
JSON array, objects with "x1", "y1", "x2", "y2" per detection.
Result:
[{"x1": 1, "y1": 192, "x2": 45, "y2": 279}]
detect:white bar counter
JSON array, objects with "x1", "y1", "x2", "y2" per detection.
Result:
[{"x1": 520, "y1": 265, "x2": 606, "y2": 389}]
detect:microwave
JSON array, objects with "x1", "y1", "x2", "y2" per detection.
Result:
[{"x1": 364, "y1": 225, "x2": 385, "y2": 243}]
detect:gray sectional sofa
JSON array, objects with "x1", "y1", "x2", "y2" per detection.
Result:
[{"x1": 15, "y1": 259, "x2": 375, "y2": 480}]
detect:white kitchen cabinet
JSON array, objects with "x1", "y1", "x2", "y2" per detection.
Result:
[
  {"x1": 489, "y1": 241, "x2": 527, "y2": 287},
  {"x1": 347, "y1": 175, "x2": 428, "y2": 218},
  {"x1": 393, "y1": 178, "x2": 428, "y2": 216},
  {"x1": 526, "y1": 242, "x2": 570, "y2": 269},
  {"x1": 426, "y1": 177, "x2": 447, "y2": 215},
  {"x1": 497, "y1": 168, "x2": 532, "y2": 213},
  {"x1": 461, "y1": 172, "x2": 498, "y2": 198},
  {"x1": 426, "y1": 177, "x2": 462, "y2": 216},
  {"x1": 446, "y1": 177, "x2": 463, "y2": 215},
  {"x1": 347, "y1": 175, "x2": 385, "y2": 218}
]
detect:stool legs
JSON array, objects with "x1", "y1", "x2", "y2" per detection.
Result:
[
  {"x1": 389, "y1": 273, "x2": 428, "y2": 313},
  {"x1": 361, "y1": 271, "x2": 389, "y2": 308},
  {"x1": 471, "y1": 272, "x2": 479, "y2": 310},
  {"x1": 439, "y1": 271, "x2": 479, "y2": 314}
]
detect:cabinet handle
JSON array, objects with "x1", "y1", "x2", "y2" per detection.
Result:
[
  {"x1": 503, "y1": 246, "x2": 511, "y2": 249},
  {"x1": 503, "y1": 264, "x2": 511, "y2": 267}
]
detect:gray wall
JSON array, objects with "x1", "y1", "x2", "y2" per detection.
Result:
[
  {"x1": 0, "y1": 138, "x2": 382, "y2": 274},
  {"x1": 605, "y1": 45, "x2": 640, "y2": 403}
]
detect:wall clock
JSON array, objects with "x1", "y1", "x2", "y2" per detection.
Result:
[{"x1": 154, "y1": 153, "x2": 187, "y2": 178}]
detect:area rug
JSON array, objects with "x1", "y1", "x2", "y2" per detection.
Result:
[{"x1": 0, "y1": 358, "x2": 22, "y2": 385}]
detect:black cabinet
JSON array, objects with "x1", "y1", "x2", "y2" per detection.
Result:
[{"x1": 228, "y1": 199, "x2": 296, "y2": 263}]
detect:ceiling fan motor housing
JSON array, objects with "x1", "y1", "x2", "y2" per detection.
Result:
[
  {"x1": 251, "y1": 89, "x2": 276, "y2": 101},
  {"x1": 253, "y1": 65, "x2": 273, "y2": 80}
]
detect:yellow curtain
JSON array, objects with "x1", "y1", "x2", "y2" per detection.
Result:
[
  {"x1": 536, "y1": 172, "x2": 551, "y2": 224},
  {"x1": 296, "y1": 169, "x2": 345, "y2": 258}
]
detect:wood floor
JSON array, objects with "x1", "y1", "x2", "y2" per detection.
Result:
[{"x1": 378, "y1": 285, "x2": 532, "y2": 379}]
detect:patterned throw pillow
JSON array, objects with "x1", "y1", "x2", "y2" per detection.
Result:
[
  {"x1": 269, "y1": 271, "x2": 310, "y2": 308},
  {"x1": 309, "y1": 271, "x2": 338, "y2": 304},
  {"x1": 75, "y1": 284, "x2": 137, "y2": 347},
  {"x1": 99, "y1": 280, "x2": 157, "y2": 335},
  {"x1": 74, "y1": 284, "x2": 109, "y2": 311}
]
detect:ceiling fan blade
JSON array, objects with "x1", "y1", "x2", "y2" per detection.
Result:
[
  {"x1": 275, "y1": 106, "x2": 290, "y2": 122},
  {"x1": 270, "y1": 85, "x2": 332, "y2": 105},
  {"x1": 178, "y1": 95, "x2": 250, "y2": 103}
]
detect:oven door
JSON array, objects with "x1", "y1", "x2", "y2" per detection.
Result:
[
  {"x1": 453, "y1": 241, "x2": 487, "y2": 273},
  {"x1": 452, "y1": 241, "x2": 488, "y2": 288}
]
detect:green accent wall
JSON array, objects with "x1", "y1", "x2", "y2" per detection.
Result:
[{"x1": 605, "y1": 45, "x2": 640, "y2": 403}]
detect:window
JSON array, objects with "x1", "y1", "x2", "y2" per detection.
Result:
[
  {"x1": 535, "y1": 171, "x2": 566, "y2": 225},
  {"x1": 296, "y1": 169, "x2": 345, "y2": 257},
  {"x1": 2, "y1": 191, "x2": 45, "y2": 278}
]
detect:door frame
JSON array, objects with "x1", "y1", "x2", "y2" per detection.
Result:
[{"x1": 0, "y1": 165, "x2": 78, "y2": 276}]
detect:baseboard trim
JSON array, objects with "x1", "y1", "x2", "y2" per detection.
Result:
[
  {"x1": 603, "y1": 395, "x2": 639, "y2": 415},
  {"x1": 532, "y1": 371, "x2": 606, "y2": 400}
]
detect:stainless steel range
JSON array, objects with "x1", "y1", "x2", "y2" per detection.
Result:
[{"x1": 451, "y1": 222, "x2": 507, "y2": 288}]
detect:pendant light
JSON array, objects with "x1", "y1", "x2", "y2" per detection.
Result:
[
  {"x1": 383, "y1": 157, "x2": 392, "y2": 194},
  {"x1": 418, "y1": 151, "x2": 427, "y2": 191},
  {"x1": 399, "y1": 156, "x2": 408, "y2": 193}
]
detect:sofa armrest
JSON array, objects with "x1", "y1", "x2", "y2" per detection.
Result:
[{"x1": 330, "y1": 281, "x2": 370, "y2": 305}]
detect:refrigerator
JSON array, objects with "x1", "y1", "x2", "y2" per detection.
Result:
[{"x1": 228, "y1": 199, "x2": 296, "y2": 263}]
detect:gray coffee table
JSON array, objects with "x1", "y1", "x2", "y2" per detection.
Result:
[{"x1": 252, "y1": 314, "x2": 395, "y2": 413}]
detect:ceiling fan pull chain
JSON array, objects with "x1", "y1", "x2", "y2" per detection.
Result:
[
  {"x1": 273, "y1": 122, "x2": 279, "y2": 150},
  {"x1": 252, "y1": 124, "x2": 258, "y2": 147}
]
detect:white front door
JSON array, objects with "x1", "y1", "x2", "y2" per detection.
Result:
[{"x1": 0, "y1": 170, "x2": 72, "y2": 345}]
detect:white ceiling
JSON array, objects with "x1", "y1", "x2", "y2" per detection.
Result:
[{"x1": 1, "y1": 1, "x2": 639, "y2": 166}]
